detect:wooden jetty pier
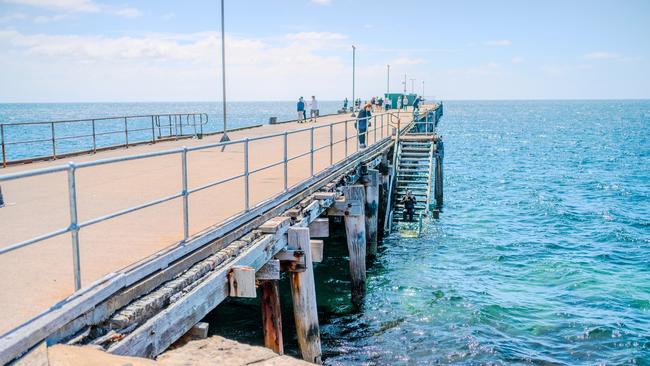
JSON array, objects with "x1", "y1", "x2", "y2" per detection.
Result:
[{"x1": 0, "y1": 104, "x2": 444, "y2": 365}]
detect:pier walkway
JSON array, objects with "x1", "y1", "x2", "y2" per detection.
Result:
[{"x1": 0, "y1": 109, "x2": 418, "y2": 338}]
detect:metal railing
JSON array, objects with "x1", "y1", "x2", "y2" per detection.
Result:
[
  {"x1": 0, "y1": 113, "x2": 208, "y2": 167},
  {"x1": 0, "y1": 110, "x2": 418, "y2": 292}
]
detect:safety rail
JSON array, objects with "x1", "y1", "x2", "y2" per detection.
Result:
[
  {"x1": 0, "y1": 113, "x2": 209, "y2": 167},
  {"x1": 0, "y1": 110, "x2": 423, "y2": 292}
]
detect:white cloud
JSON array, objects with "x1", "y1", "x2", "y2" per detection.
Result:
[
  {"x1": 3, "y1": 0, "x2": 100, "y2": 12},
  {"x1": 161, "y1": 12, "x2": 175, "y2": 21},
  {"x1": 0, "y1": 29, "x2": 359, "y2": 101},
  {"x1": 540, "y1": 65, "x2": 565, "y2": 76},
  {"x1": 33, "y1": 13, "x2": 67, "y2": 22},
  {"x1": 0, "y1": 12, "x2": 27, "y2": 22},
  {"x1": 583, "y1": 51, "x2": 620, "y2": 60},
  {"x1": 311, "y1": 0, "x2": 331, "y2": 5},
  {"x1": 483, "y1": 40, "x2": 512, "y2": 47},
  {"x1": 511, "y1": 56, "x2": 524, "y2": 64},
  {"x1": 113, "y1": 6, "x2": 141, "y2": 18},
  {"x1": 392, "y1": 57, "x2": 426, "y2": 65},
  {"x1": 3, "y1": 0, "x2": 142, "y2": 18}
]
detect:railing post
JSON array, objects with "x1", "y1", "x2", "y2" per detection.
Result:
[
  {"x1": 124, "y1": 117, "x2": 129, "y2": 148},
  {"x1": 1, "y1": 124, "x2": 6, "y2": 168},
  {"x1": 244, "y1": 138, "x2": 250, "y2": 211},
  {"x1": 151, "y1": 116, "x2": 156, "y2": 143},
  {"x1": 67, "y1": 162, "x2": 81, "y2": 291},
  {"x1": 356, "y1": 118, "x2": 360, "y2": 152},
  {"x1": 91, "y1": 119, "x2": 97, "y2": 153},
  {"x1": 179, "y1": 115, "x2": 184, "y2": 136},
  {"x1": 309, "y1": 127, "x2": 314, "y2": 176},
  {"x1": 51, "y1": 122, "x2": 57, "y2": 159},
  {"x1": 344, "y1": 120, "x2": 348, "y2": 157},
  {"x1": 329, "y1": 123, "x2": 333, "y2": 166},
  {"x1": 283, "y1": 132, "x2": 288, "y2": 192},
  {"x1": 374, "y1": 115, "x2": 377, "y2": 144},
  {"x1": 181, "y1": 147, "x2": 189, "y2": 242}
]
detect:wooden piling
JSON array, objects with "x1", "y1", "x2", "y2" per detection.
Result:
[
  {"x1": 260, "y1": 280, "x2": 283, "y2": 355},
  {"x1": 363, "y1": 169, "x2": 379, "y2": 257},
  {"x1": 287, "y1": 227, "x2": 321, "y2": 364},
  {"x1": 434, "y1": 140, "x2": 444, "y2": 207},
  {"x1": 342, "y1": 185, "x2": 367, "y2": 308}
]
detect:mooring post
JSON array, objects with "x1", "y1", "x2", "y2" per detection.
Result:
[
  {"x1": 287, "y1": 227, "x2": 322, "y2": 364},
  {"x1": 434, "y1": 139, "x2": 444, "y2": 207},
  {"x1": 260, "y1": 279, "x2": 283, "y2": 354},
  {"x1": 363, "y1": 169, "x2": 380, "y2": 257},
  {"x1": 342, "y1": 185, "x2": 367, "y2": 308}
]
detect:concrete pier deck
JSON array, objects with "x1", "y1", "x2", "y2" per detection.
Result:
[{"x1": 0, "y1": 109, "x2": 418, "y2": 337}]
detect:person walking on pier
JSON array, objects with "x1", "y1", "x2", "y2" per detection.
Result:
[
  {"x1": 309, "y1": 96, "x2": 319, "y2": 122},
  {"x1": 297, "y1": 97, "x2": 306, "y2": 122},
  {"x1": 343, "y1": 97, "x2": 349, "y2": 111},
  {"x1": 401, "y1": 190, "x2": 417, "y2": 221},
  {"x1": 356, "y1": 103, "x2": 372, "y2": 148}
]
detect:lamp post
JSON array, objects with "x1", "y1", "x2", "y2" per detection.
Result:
[
  {"x1": 387, "y1": 64, "x2": 390, "y2": 94},
  {"x1": 403, "y1": 74, "x2": 407, "y2": 93},
  {"x1": 422, "y1": 80, "x2": 425, "y2": 97},
  {"x1": 351, "y1": 45, "x2": 356, "y2": 116},
  {"x1": 219, "y1": 0, "x2": 229, "y2": 143}
]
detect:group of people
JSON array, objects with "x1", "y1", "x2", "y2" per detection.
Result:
[{"x1": 296, "y1": 96, "x2": 319, "y2": 123}]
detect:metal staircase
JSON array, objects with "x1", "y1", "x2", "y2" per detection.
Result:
[{"x1": 392, "y1": 138, "x2": 435, "y2": 223}]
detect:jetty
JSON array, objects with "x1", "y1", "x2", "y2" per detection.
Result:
[{"x1": 0, "y1": 103, "x2": 444, "y2": 365}]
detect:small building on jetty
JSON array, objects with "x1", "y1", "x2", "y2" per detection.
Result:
[{"x1": 0, "y1": 103, "x2": 444, "y2": 365}]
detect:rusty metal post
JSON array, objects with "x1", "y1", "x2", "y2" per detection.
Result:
[
  {"x1": 91, "y1": 119, "x2": 97, "y2": 153},
  {"x1": 51, "y1": 122, "x2": 57, "y2": 159},
  {"x1": 1, "y1": 124, "x2": 6, "y2": 167},
  {"x1": 124, "y1": 117, "x2": 129, "y2": 148}
]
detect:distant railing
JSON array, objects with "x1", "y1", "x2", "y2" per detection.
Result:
[
  {"x1": 0, "y1": 110, "x2": 427, "y2": 292},
  {"x1": 0, "y1": 113, "x2": 208, "y2": 167}
]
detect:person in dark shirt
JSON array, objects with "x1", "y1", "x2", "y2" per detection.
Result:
[
  {"x1": 401, "y1": 190, "x2": 417, "y2": 221},
  {"x1": 413, "y1": 96, "x2": 421, "y2": 111},
  {"x1": 297, "y1": 97, "x2": 306, "y2": 123},
  {"x1": 356, "y1": 103, "x2": 372, "y2": 148}
]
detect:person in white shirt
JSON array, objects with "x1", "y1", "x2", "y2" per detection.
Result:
[{"x1": 309, "y1": 96, "x2": 319, "y2": 122}]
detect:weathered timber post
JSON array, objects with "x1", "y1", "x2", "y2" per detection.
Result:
[
  {"x1": 376, "y1": 154, "x2": 390, "y2": 240},
  {"x1": 434, "y1": 139, "x2": 444, "y2": 207},
  {"x1": 363, "y1": 169, "x2": 380, "y2": 257},
  {"x1": 257, "y1": 260, "x2": 283, "y2": 355},
  {"x1": 288, "y1": 227, "x2": 322, "y2": 364},
  {"x1": 342, "y1": 185, "x2": 367, "y2": 308},
  {"x1": 260, "y1": 280, "x2": 283, "y2": 354}
]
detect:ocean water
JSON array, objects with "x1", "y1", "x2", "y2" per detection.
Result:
[
  {"x1": 0, "y1": 101, "x2": 342, "y2": 162},
  {"x1": 207, "y1": 100, "x2": 650, "y2": 365}
]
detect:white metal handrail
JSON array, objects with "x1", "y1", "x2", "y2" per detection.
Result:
[{"x1": 0, "y1": 110, "x2": 405, "y2": 291}]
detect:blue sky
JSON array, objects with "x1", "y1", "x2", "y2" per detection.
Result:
[{"x1": 0, "y1": 0, "x2": 648, "y2": 102}]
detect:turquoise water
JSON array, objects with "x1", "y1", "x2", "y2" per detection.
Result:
[
  {"x1": 208, "y1": 100, "x2": 650, "y2": 365},
  {"x1": 318, "y1": 100, "x2": 650, "y2": 365},
  {"x1": 0, "y1": 101, "x2": 342, "y2": 161}
]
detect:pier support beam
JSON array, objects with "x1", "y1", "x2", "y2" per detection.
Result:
[
  {"x1": 363, "y1": 169, "x2": 379, "y2": 257},
  {"x1": 287, "y1": 227, "x2": 322, "y2": 364},
  {"x1": 342, "y1": 185, "x2": 367, "y2": 308},
  {"x1": 260, "y1": 280, "x2": 283, "y2": 355},
  {"x1": 434, "y1": 139, "x2": 444, "y2": 207}
]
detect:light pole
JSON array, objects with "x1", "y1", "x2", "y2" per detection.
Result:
[
  {"x1": 386, "y1": 64, "x2": 390, "y2": 94},
  {"x1": 422, "y1": 80, "x2": 425, "y2": 97},
  {"x1": 219, "y1": 0, "x2": 229, "y2": 143},
  {"x1": 403, "y1": 74, "x2": 407, "y2": 94},
  {"x1": 351, "y1": 45, "x2": 356, "y2": 116},
  {"x1": 410, "y1": 78, "x2": 415, "y2": 94}
]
